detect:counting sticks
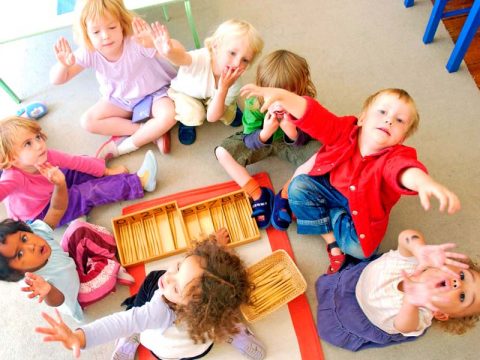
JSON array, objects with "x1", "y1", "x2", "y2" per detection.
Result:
[{"x1": 241, "y1": 250, "x2": 307, "y2": 322}]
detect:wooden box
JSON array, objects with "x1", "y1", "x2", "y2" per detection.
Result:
[
  {"x1": 112, "y1": 190, "x2": 260, "y2": 267},
  {"x1": 112, "y1": 201, "x2": 189, "y2": 267}
]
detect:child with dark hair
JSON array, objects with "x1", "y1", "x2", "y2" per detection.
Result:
[
  {"x1": 35, "y1": 233, "x2": 266, "y2": 360},
  {"x1": 0, "y1": 162, "x2": 84, "y2": 321}
]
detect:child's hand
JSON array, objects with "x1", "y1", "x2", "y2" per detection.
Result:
[
  {"x1": 241, "y1": 85, "x2": 287, "y2": 113},
  {"x1": 35, "y1": 309, "x2": 83, "y2": 358},
  {"x1": 150, "y1": 21, "x2": 173, "y2": 57},
  {"x1": 132, "y1": 17, "x2": 154, "y2": 48},
  {"x1": 35, "y1": 162, "x2": 65, "y2": 186},
  {"x1": 214, "y1": 227, "x2": 230, "y2": 246},
  {"x1": 414, "y1": 244, "x2": 469, "y2": 278},
  {"x1": 402, "y1": 270, "x2": 451, "y2": 312},
  {"x1": 263, "y1": 110, "x2": 279, "y2": 133},
  {"x1": 53, "y1": 37, "x2": 75, "y2": 67},
  {"x1": 417, "y1": 179, "x2": 460, "y2": 214},
  {"x1": 104, "y1": 165, "x2": 129, "y2": 176},
  {"x1": 21, "y1": 272, "x2": 52, "y2": 303},
  {"x1": 218, "y1": 66, "x2": 244, "y2": 92}
]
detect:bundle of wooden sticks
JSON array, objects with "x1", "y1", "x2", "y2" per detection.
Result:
[{"x1": 242, "y1": 250, "x2": 307, "y2": 322}]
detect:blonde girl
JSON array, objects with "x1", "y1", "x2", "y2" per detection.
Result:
[
  {"x1": 215, "y1": 50, "x2": 320, "y2": 229},
  {"x1": 0, "y1": 116, "x2": 157, "y2": 226},
  {"x1": 136, "y1": 18, "x2": 264, "y2": 145},
  {"x1": 50, "y1": 0, "x2": 177, "y2": 159},
  {"x1": 36, "y1": 236, "x2": 266, "y2": 360}
]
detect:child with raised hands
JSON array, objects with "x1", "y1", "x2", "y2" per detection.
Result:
[
  {"x1": 136, "y1": 18, "x2": 264, "y2": 145},
  {"x1": 36, "y1": 233, "x2": 266, "y2": 360},
  {"x1": 316, "y1": 229, "x2": 480, "y2": 351},
  {"x1": 241, "y1": 85, "x2": 460, "y2": 274},
  {"x1": 0, "y1": 162, "x2": 85, "y2": 320},
  {"x1": 0, "y1": 116, "x2": 157, "y2": 226},
  {"x1": 215, "y1": 50, "x2": 320, "y2": 229},
  {"x1": 50, "y1": 0, "x2": 177, "y2": 158}
]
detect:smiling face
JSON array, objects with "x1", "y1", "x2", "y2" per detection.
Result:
[
  {"x1": 358, "y1": 93, "x2": 414, "y2": 154},
  {"x1": 0, "y1": 231, "x2": 51, "y2": 273},
  {"x1": 11, "y1": 128, "x2": 48, "y2": 172},
  {"x1": 158, "y1": 255, "x2": 205, "y2": 306},
  {"x1": 419, "y1": 266, "x2": 480, "y2": 318},
  {"x1": 212, "y1": 34, "x2": 254, "y2": 76},
  {"x1": 86, "y1": 12, "x2": 124, "y2": 60}
]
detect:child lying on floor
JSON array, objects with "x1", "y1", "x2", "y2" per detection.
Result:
[
  {"x1": 316, "y1": 229, "x2": 480, "y2": 351},
  {"x1": 36, "y1": 230, "x2": 266, "y2": 360}
]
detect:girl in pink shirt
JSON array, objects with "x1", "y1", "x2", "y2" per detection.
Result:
[{"x1": 0, "y1": 116, "x2": 157, "y2": 226}]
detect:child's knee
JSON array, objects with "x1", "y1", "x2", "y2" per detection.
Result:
[
  {"x1": 288, "y1": 174, "x2": 310, "y2": 199},
  {"x1": 80, "y1": 111, "x2": 97, "y2": 133}
]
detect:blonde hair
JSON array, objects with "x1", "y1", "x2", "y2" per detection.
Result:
[
  {"x1": 73, "y1": 0, "x2": 135, "y2": 51},
  {"x1": 0, "y1": 116, "x2": 47, "y2": 170},
  {"x1": 256, "y1": 50, "x2": 316, "y2": 98},
  {"x1": 361, "y1": 88, "x2": 420, "y2": 138},
  {"x1": 434, "y1": 259, "x2": 480, "y2": 335},
  {"x1": 204, "y1": 19, "x2": 264, "y2": 64}
]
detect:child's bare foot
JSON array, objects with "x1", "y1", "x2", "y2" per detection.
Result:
[
  {"x1": 105, "y1": 165, "x2": 129, "y2": 176},
  {"x1": 215, "y1": 227, "x2": 230, "y2": 245}
]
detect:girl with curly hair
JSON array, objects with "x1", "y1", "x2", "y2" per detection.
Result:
[{"x1": 35, "y1": 230, "x2": 265, "y2": 360}]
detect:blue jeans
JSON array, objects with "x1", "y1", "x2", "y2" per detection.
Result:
[{"x1": 288, "y1": 174, "x2": 367, "y2": 259}]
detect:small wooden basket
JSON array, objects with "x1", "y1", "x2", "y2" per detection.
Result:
[
  {"x1": 241, "y1": 250, "x2": 307, "y2": 322},
  {"x1": 181, "y1": 190, "x2": 260, "y2": 246},
  {"x1": 112, "y1": 190, "x2": 261, "y2": 267},
  {"x1": 112, "y1": 201, "x2": 188, "y2": 267}
]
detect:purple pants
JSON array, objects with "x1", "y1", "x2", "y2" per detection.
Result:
[{"x1": 36, "y1": 169, "x2": 144, "y2": 226}]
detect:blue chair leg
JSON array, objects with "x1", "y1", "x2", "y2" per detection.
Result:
[
  {"x1": 423, "y1": 0, "x2": 448, "y2": 44},
  {"x1": 404, "y1": 0, "x2": 415, "y2": 8},
  {"x1": 446, "y1": 0, "x2": 480, "y2": 72}
]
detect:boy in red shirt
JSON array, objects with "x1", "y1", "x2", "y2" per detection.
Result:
[{"x1": 241, "y1": 85, "x2": 460, "y2": 274}]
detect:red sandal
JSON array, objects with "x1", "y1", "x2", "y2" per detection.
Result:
[{"x1": 325, "y1": 241, "x2": 346, "y2": 275}]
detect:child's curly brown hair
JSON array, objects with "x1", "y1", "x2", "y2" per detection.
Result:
[
  {"x1": 173, "y1": 235, "x2": 250, "y2": 343},
  {"x1": 434, "y1": 258, "x2": 480, "y2": 335}
]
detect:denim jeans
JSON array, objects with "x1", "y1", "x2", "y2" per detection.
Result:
[{"x1": 288, "y1": 174, "x2": 367, "y2": 259}]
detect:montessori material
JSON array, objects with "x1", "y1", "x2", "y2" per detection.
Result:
[
  {"x1": 112, "y1": 190, "x2": 260, "y2": 267},
  {"x1": 241, "y1": 250, "x2": 307, "y2": 322}
]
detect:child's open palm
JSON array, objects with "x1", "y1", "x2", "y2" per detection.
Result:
[
  {"x1": 402, "y1": 270, "x2": 451, "y2": 312},
  {"x1": 133, "y1": 17, "x2": 154, "y2": 48},
  {"x1": 414, "y1": 244, "x2": 468, "y2": 278},
  {"x1": 35, "y1": 162, "x2": 65, "y2": 186},
  {"x1": 150, "y1": 21, "x2": 173, "y2": 57},
  {"x1": 21, "y1": 272, "x2": 52, "y2": 303},
  {"x1": 53, "y1": 37, "x2": 75, "y2": 67},
  {"x1": 35, "y1": 309, "x2": 82, "y2": 358}
]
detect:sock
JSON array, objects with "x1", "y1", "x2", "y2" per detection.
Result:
[
  {"x1": 242, "y1": 178, "x2": 262, "y2": 200},
  {"x1": 117, "y1": 137, "x2": 139, "y2": 155},
  {"x1": 280, "y1": 179, "x2": 292, "y2": 199}
]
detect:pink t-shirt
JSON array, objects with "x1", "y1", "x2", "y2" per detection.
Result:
[{"x1": 0, "y1": 149, "x2": 105, "y2": 220}]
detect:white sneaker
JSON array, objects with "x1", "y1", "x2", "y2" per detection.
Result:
[{"x1": 117, "y1": 266, "x2": 135, "y2": 286}]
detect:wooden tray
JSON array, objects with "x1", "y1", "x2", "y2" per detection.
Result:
[
  {"x1": 181, "y1": 190, "x2": 260, "y2": 246},
  {"x1": 112, "y1": 190, "x2": 260, "y2": 267},
  {"x1": 241, "y1": 250, "x2": 307, "y2": 322},
  {"x1": 112, "y1": 201, "x2": 188, "y2": 267}
]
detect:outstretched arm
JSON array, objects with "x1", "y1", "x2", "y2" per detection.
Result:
[
  {"x1": 50, "y1": 37, "x2": 84, "y2": 84},
  {"x1": 240, "y1": 85, "x2": 308, "y2": 119},
  {"x1": 36, "y1": 163, "x2": 68, "y2": 229},
  {"x1": 22, "y1": 273, "x2": 65, "y2": 307},
  {"x1": 397, "y1": 229, "x2": 468, "y2": 277},
  {"x1": 36, "y1": 309, "x2": 85, "y2": 358},
  {"x1": 400, "y1": 167, "x2": 460, "y2": 214}
]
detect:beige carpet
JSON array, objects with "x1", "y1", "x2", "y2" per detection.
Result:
[{"x1": 1, "y1": 1, "x2": 479, "y2": 359}]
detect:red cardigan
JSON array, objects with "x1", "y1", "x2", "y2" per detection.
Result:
[{"x1": 293, "y1": 97, "x2": 427, "y2": 257}]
